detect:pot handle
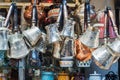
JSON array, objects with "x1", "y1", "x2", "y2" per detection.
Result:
[
  {"x1": 13, "y1": 4, "x2": 18, "y2": 32},
  {"x1": 31, "y1": 0, "x2": 38, "y2": 27},
  {"x1": 108, "y1": 9, "x2": 119, "y2": 37},
  {"x1": 4, "y1": 3, "x2": 15, "y2": 27}
]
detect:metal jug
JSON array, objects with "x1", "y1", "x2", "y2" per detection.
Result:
[
  {"x1": 35, "y1": 32, "x2": 46, "y2": 53},
  {"x1": 107, "y1": 9, "x2": 120, "y2": 57},
  {"x1": 7, "y1": 5, "x2": 29, "y2": 59},
  {"x1": 45, "y1": 23, "x2": 61, "y2": 44},
  {"x1": 0, "y1": 3, "x2": 14, "y2": 50},
  {"x1": 57, "y1": 72, "x2": 70, "y2": 80},
  {"x1": 89, "y1": 71, "x2": 102, "y2": 80},
  {"x1": 61, "y1": 37, "x2": 75, "y2": 57},
  {"x1": 41, "y1": 71, "x2": 55, "y2": 80},
  {"x1": 92, "y1": 45, "x2": 116, "y2": 70},
  {"x1": 60, "y1": 37, "x2": 74, "y2": 67},
  {"x1": 61, "y1": 19, "x2": 75, "y2": 38},
  {"x1": 23, "y1": 2, "x2": 42, "y2": 46},
  {"x1": 53, "y1": 41, "x2": 61, "y2": 59},
  {"x1": 80, "y1": 24, "x2": 100, "y2": 48}
]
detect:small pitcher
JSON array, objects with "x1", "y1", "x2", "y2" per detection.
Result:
[
  {"x1": 23, "y1": 3, "x2": 42, "y2": 46},
  {"x1": 0, "y1": 3, "x2": 15, "y2": 50},
  {"x1": 7, "y1": 5, "x2": 29, "y2": 59}
]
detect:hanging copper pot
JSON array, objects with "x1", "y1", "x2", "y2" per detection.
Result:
[{"x1": 24, "y1": 0, "x2": 46, "y2": 25}]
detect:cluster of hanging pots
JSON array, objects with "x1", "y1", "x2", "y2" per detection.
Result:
[{"x1": 0, "y1": 0, "x2": 119, "y2": 70}]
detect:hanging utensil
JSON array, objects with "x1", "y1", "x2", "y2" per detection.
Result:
[
  {"x1": 92, "y1": 8, "x2": 116, "y2": 70},
  {"x1": 0, "y1": 3, "x2": 15, "y2": 50},
  {"x1": 23, "y1": 0, "x2": 42, "y2": 46},
  {"x1": 80, "y1": 0, "x2": 100, "y2": 48},
  {"x1": 45, "y1": 5, "x2": 62, "y2": 44},
  {"x1": 7, "y1": 4, "x2": 29, "y2": 59},
  {"x1": 60, "y1": 0, "x2": 75, "y2": 38},
  {"x1": 107, "y1": 8, "x2": 120, "y2": 57},
  {"x1": 60, "y1": 37, "x2": 75, "y2": 67}
]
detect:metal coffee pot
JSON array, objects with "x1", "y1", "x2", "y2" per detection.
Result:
[
  {"x1": 45, "y1": 23, "x2": 62, "y2": 44},
  {"x1": 92, "y1": 45, "x2": 116, "y2": 70},
  {"x1": 61, "y1": 19, "x2": 75, "y2": 38},
  {"x1": 0, "y1": 3, "x2": 14, "y2": 50},
  {"x1": 107, "y1": 9, "x2": 120, "y2": 57},
  {"x1": 23, "y1": 3, "x2": 42, "y2": 46},
  {"x1": 60, "y1": 37, "x2": 75, "y2": 57},
  {"x1": 80, "y1": 24, "x2": 100, "y2": 48},
  {"x1": 89, "y1": 71, "x2": 102, "y2": 80},
  {"x1": 60, "y1": 37, "x2": 74, "y2": 67},
  {"x1": 35, "y1": 32, "x2": 47, "y2": 53},
  {"x1": 7, "y1": 5, "x2": 29, "y2": 59}
]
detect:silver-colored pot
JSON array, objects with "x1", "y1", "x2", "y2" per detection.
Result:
[
  {"x1": 23, "y1": 3, "x2": 42, "y2": 46},
  {"x1": 92, "y1": 45, "x2": 116, "y2": 70},
  {"x1": 108, "y1": 38, "x2": 120, "y2": 57},
  {"x1": 60, "y1": 19, "x2": 75, "y2": 38},
  {"x1": 80, "y1": 26, "x2": 100, "y2": 48},
  {"x1": 45, "y1": 23, "x2": 61, "y2": 44},
  {"x1": 7, "y1": 5, "x2": 29, "y2": 59}
]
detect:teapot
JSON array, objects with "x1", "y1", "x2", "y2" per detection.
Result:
[{"x1": 89, "y1": 71, "x2": 102, "y2": 80}]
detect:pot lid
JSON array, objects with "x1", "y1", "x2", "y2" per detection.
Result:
[{"x1": 90, "y1": 71, "x2": 101, "y2": 76}]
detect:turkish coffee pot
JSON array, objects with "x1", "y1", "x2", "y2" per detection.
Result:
[
  {"x1": 92, "y1": 8, "x2": 116, "y2": 70},
  {"x1": 23, "y1": 0, "x2": 42, "y2": 46},
  {"x1": 24, "y1": 0, "x2": 46, "y2": 25},
  {"x1": 0, "y1": 3, "x2": 15, "y2": 50},
  {"x1": 106, "y1": 9, "x2": 120, "y2": 57},
  {"x1": 80, "y1": 0, "x2": 100, "y2": 48},
  {"x1": 7, "y1": 4, "x2": 29, "y2": 59}
]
